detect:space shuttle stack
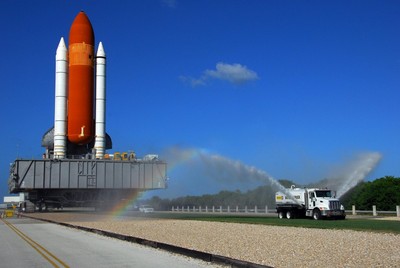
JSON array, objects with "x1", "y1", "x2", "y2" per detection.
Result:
[{"x1": 53, "y1": 12, "x2": 107, "y2": 159}]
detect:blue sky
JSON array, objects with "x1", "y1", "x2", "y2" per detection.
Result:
[{"x1": 1, "y1": 1, "x2": 399, "y2": 200}]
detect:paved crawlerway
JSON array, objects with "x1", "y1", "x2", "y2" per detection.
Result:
[{"x1": 22, "y1": 214, "x2": 271, "y2": 268}]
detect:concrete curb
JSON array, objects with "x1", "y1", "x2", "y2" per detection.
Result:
[{"x1": 22, "y1": 214, "x2": 272, "y2": 268}]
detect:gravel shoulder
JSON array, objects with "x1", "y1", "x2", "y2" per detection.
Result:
[{"x1": 28, "y1": 213, "x2": 400, "y2": 268}]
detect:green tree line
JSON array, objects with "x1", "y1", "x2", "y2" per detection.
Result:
[
  {"x1": 340, "y1": 176, "x2": 400, "y2": 211},
  {"x1": 143, "y1": 176, "x2": 400, "y2": 211}
]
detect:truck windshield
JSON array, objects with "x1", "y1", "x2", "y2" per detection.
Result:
[{"x1": 315, "y1": 190, "x2": 332, "y2": 198}]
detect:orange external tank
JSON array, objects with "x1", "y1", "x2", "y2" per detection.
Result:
[{"x1": 67, "y1": 11, "x2": 95, "y2": 145}]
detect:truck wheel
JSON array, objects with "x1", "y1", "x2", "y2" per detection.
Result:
[
  {"x1": 286, "y1": 211, "x2": 293, "y2": 219},
  {"x1": 312, "y1": 209, "x2": 321, "y2": 220},
  {"x1": 278, "y1": 211, "x2": 285, "y2": 219}
]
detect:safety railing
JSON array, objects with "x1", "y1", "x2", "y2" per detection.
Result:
[{"x1": 170, "y1": 205, "x2": 400, "y2": 217}]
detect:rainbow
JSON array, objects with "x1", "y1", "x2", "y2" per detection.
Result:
[
  {"x1": 107, "y1": 190, "x2": 141, "y2": 218},
  {"x1": 107, "y1": 147, "x2": 206, "y2": 217}
]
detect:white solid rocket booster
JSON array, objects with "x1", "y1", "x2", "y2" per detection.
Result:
[
  {"x1": 94, "y1": 42, "x2": 106, "y2": 159},
  {"x1": 54, "y1": 37, "x2": 68, "y2": 159}
]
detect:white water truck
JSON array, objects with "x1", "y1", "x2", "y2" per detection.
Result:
[{"x1": 275, "y1": 185, "x2": 346, "y2": 220}]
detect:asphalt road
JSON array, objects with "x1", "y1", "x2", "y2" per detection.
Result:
[{"x1": 0, "y1": 217, "x2": 219, "y2": 268}]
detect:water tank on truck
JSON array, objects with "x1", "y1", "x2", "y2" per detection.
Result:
[{"x1": 275, "y1": 185, "x2": 346, "y2": 220}]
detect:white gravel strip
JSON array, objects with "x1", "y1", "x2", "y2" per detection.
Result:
[{"x1": 30, "y1": 213, "x2": 400, "y2": 268}]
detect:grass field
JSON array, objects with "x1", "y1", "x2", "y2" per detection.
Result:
[{"x1": 141, "y1": 212, "x2": 400, "y2": 234}]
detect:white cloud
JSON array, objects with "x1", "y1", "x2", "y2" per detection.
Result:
[
  {"x1": 181, "y1": 62, "x2": 259, "y2": 87},
  {"x1": 205, "y1": 62, "x2": 259, "y2": 84}
]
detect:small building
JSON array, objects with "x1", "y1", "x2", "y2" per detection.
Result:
[{"x1": 3, "y1": 193, "x2": 25, "y2": 205}]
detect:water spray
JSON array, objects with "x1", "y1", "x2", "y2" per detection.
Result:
[
  {"x1": 164, "y1": 147, "x2": 300, "y2": 203},
  {"x1": 335, "y1": 152, "x2": 382, "y2": 197},
  {"x1": 163, "y1": 147, "x2": 382, "y2": 202}
]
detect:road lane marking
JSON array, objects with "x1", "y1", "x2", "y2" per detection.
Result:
[{"x1": 1, "y1": 218, "x2": 69, "y2": 268}]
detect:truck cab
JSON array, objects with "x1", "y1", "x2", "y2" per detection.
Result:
[
  {"x1": 276, "y1": 186, "x2": 346, "y2": 220},
  {"x1": 304, "y1": 189, "x2": 345, "y2": 220}
]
